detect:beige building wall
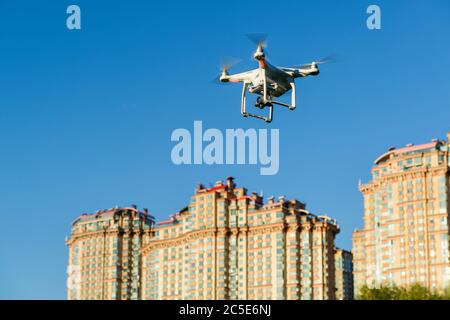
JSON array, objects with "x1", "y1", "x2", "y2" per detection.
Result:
[
  {"x1": 66, "y1": 207, "x2": 154, "y2": 300},
  {"x1": 335, "y1": 248, "x2": 354, "y2": 300},
  {"x1": 353, "y1": 135, "x2": 450, "y2": 296},
  {"x1": 141, "y1": 177, "x2": 340, "y2": 300}
]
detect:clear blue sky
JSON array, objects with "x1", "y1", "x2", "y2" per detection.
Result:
[{"x1": 0, "y1": 0, "x2": 449, "y2": 299}]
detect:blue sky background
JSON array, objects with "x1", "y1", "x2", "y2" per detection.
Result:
[{"x1": 1, "y1": 0, "x2": 449, "y2": 299}]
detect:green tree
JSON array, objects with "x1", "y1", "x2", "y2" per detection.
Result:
[
  {"x1": 357, "y1": 283, "x2": 450, "y2": 300},
  {"x1": 358, "y1": 284, "x2": 400, "y2": 300}
]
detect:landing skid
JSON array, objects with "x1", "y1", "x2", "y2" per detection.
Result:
[
  {"x1": 243, "y1": 106, "x2": 274, "y2": 123},
  {"x1": 240, "y1": 81, "x2": 296, "y2": 123}
]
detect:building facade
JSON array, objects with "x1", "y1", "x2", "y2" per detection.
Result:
[
  {"x1": 353, "y1": 134, "x2": 450, "y2": 296},
  {"x1": 67, "y1": 177, "x2": 351, "y2": 300},
  {"x1": 141, "y1": 177, "x2": 340, "y2": 300},
  {"x1": 66, "y1": 206, "x2": 154, "y2": 300},
  {"x1": 334, "y1": 249, "x2": 354, "y2": 300}
]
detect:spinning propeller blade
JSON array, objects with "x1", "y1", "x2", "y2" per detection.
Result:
[
  {"x1": 220, "y1": 56, "x2": 241, "y2": 71},
  {"x1": 211, "y1": 57, "x2": 241, "y2": 85},
  {"x1": 296, "y1": 55, "x2": 337, "y2": 69},
  {"x1": 246, "y1": 33, "x2": 268, "y2": 49},
  {"x1": 211, "y1": 74, "x2": 226, "y2": 85},
  {"x1": 317, "y1": 55, "x2": 335, "y2": 64}
]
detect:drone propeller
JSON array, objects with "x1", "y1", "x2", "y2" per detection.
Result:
[
  {"x1": 211, "y1": 74, "x2": 225, "y2": 85},
  {"x1": 220, "y1": 56, "x2": 241, "y2": 71},
  {"x1": 296, "y1": 55, "x2": 336, "y2": 69},
  {"x1": 246, "y1": 33, "x2": 268, "y2": 49},
  {"x1": 211, "y1": 57, "x2": 241, "y2": 84}
]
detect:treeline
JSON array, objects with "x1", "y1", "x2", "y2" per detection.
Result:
[{"x1": 357, "y1": 284, "x2": 450, "y2": 300}]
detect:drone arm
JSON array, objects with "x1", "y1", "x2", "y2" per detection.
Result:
[
  {"x1": 279, "y1": 67, "x2": 312, "y2": 78},
  {"x1": 225, "y1": 69, "x2": 258, "y2": 83}
]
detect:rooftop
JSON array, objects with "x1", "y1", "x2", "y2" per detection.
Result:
[
  {"x1": 72, "y1": 206, "x2": 155, "y2": 226},
  {"x1": 71, "y1": 178, "x2": 338, "y2": 230},
  {"x1": 374, "y1": 140, "x2": 441, "y2": 165}
]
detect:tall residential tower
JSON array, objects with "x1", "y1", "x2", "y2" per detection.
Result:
[
  {"x1": 353, "y1": 134, "x2": 450, "y2": 296},
  {"x1": 66, "y1": 206, "x2": 154, "y2": 300},
  {"x1": 334, "y1": 248, "x2": 354, "y2": 300},
  {"x1": 141, "y1": 177, "x2": 341, "y2": 300},
  {"x1": 67, "y1": 177, "x2": 352, "y2": 300}
]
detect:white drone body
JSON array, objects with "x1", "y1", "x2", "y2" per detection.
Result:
[{"x1": 218, "y1": 35, "x2": 327, "y2": 123}]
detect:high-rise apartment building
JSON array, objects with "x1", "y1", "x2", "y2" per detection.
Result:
[
  {"x1": 141, "y1": 177, "x2": 340, "y2": 300},
  {"x1": 353, "y1": 134, "x2": 450, "y2": 296},
  {"x1": 66, "y1": 206, "x2": 154, "y2": 300},
  {"x1": 334, "y1": 249, "x2": 354, "y2": 300},
  {"x1": 67, "y1": 177, "x2": 351, "y2": 300}
]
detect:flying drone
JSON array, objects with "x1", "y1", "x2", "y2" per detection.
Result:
[{"x1": 215, "y1": 34, "x2": 332, "y2": 123}]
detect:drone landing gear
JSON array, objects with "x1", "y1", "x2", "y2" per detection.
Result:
[
  {"x1": 241, "y1": 83, "x2": 273, "y2": 123},
  {"x1": 240, "y1": 81, "x2": 297, "y2": 123},
  {"x1": 247, "y1": 104, "x2": 274, "y2": 123}
]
